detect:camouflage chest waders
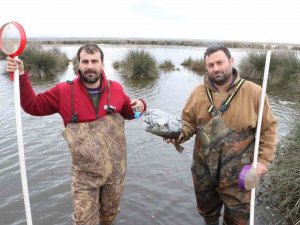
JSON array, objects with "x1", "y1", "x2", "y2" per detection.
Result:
[
  {"x1": 62, "y1": 113, "x2": 126, "y2": 225},
  {"x1": 192, "y1": 79, "x2": 255, "y2": 225}
]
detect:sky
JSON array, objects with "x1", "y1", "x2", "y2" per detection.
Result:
[{"x1": 1, "y1": 0, "x2": 299, "y2": 44}]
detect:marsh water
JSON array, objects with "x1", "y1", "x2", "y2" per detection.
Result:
[{"x1": 0, "y1": 45, "x2": 299, "y2": 225}]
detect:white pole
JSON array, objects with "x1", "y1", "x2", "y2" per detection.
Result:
[
  {"x1": 249, "y1": 50, "x2": 272, "y2": 225},
  {"x1": 14, "y1": 56, "x2": 33, "y2": 225}
]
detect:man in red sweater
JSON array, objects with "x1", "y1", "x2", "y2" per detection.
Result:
[{"x1": 6, "y1": 44, "x2": 146, "y2": 225}]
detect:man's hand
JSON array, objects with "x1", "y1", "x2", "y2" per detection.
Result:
[
  {"x1": 256, "y1": 161, "x2": 268, "y2": 177},
  {"x1": 130, "y1": 99, "x2": 145, "y2": 113},
  {"x1": 163, "y1": 133, "x2": 185, "y2": 153},
  {"x1": 163, "y1": 133, "x2": 185, "y2": 144},
  {"x1": 6, "y1": 56, "x2": 25, "y2": 75}
]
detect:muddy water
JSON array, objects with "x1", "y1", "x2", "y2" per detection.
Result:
[{"x1": 0, "y1": 45, "x2": 298, "y2": 225}]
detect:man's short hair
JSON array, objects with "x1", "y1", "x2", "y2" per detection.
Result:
[
  {"x1": 204, "y1": 45, "x2": 231, "y2": 61},
  {"x1": 77, "y1": 44, "x2": 104, "y2": 62}
]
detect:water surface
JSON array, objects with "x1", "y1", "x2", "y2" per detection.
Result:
[{"x1": 0, "y1": 45, "x2": 298, "y2": 225}]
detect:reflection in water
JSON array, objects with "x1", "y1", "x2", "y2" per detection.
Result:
[
  {"x1": 119, "y1": 74, "x2": 159, "y2": 102},
  {"x1": 0, "y1": 45, "x2": 299, "y2": 225},
  {"x1": 121, "y1": 75, "x2": 158, "y2": 91}
]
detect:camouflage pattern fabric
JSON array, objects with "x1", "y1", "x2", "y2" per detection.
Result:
[
  {"x1": 192, "y1": 115, "x2": 254, "y2": 225},
  {"x1": 62, "y1": 113, "x2": 127, "y2": 225}
]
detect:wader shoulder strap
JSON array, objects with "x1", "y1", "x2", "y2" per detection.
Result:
[
  {"x1": 207, "y1": 79, "x2": 245, "y2": 115},
  {"x1": 107, "y1": 80, "x2": 110, "y2": 105},
  {"x1": 206, "y1": 88, "x2": 216, "y2": 114},
  {"x1": 66, "y1": 80, "x2": 78, "y2": 123},
  {"x1": 105, "y1": 80, "x2": 115, "y2": 115}
]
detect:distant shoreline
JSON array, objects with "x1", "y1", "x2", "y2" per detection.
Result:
[
  {"x1": 1, "y1": 38, "x2": 300, "y2": 61},
  {"x1": 27, "y1": 38, "x2": 300, "y2": 50}
]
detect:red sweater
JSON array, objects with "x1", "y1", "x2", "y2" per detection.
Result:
[{"x1": 19, "y1": 71, "x2": 145, "y2": 126}]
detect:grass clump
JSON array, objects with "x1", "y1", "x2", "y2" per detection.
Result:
[
  {"x1": 159, "y1": 60, "x2": 175, "y2": 72},
  {"x1": 0, "y1": 50, "x2": 6, "y2": 60},
  {"x1": 20, "y1": 43, "x2": 69, "y2": 77},
  {"x1": 239, "y1": 51, "x2": 279, "y2": 82},
  {"x1": 239, "y1": 50, "x2": 300, "y2": 84},
  {"x1": 265, "y1": 123, "x2": 300, "y2": 225},
  {"x1": 112, "y1": 60, "x2": 122, "y2": 70},
  {"x1": 113, "y1": 49, "x2": 159, "y2": 79},
  {"x1": 72, "y1": 55, "x2": 79, "y2": 74},
  {"x1": 277, "y1": 51, "x2": 300, "y2": 83},
  {"x1": 181, "y1": 57, "x2": 206, "y2": 74}
]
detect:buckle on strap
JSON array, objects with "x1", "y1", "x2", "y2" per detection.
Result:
[{"x1": 208, "y1": 104, "x2": 216, "y2": 113}]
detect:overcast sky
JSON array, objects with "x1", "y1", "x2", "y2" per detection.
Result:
[{"x1": 1, "y1": 0, "x2": 299, "y2": 44}]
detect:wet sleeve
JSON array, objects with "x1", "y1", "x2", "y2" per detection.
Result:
[
  {"x1": 19, "y1": 73, "x2": 60, "y2": 116},
  {"x1": 258, "y1": 95, "x2": 278, "y2": 165}
]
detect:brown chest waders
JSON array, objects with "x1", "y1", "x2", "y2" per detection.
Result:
[{"x1": 62, "y1": 113, "x2": 126, "y2": 225}]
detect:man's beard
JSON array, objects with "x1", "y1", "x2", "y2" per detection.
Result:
[
  {"x1": 79, "y1": 69, "x2": 101, "y2": 84},
  {"x1": 210, "y1": 72, "x2": 230, "y2": 85}
]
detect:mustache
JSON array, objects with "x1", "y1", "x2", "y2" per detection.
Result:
[
  {"x1": 84, "y1": 69, "x2": 97, "y2": 74},
  {"x1": 213, "y1": 72, "x2": 224, "y2": 76}
]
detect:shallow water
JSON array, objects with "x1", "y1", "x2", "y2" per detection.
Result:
[{"x1": 0, "y1": 45, "x2": 298, "y2": 225}]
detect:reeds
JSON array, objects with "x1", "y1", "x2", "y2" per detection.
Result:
[
  {"x1": 20, "y1": 43, "x2": 69, "y2": 77},
  {"x1": 266, "y1": 123, "x2": 300, "y2": 224},
  {"x1": 159, "y1": 60, "x2": 175, "y2": 72},
  {"x1": 181, "y1": 57, "x2": 206, "y2": 75},
  {"x1": 72, "y1": 56, "x2": 79, "y2": 74},
  {"x1": 239, "y1": 50, "x2": 300, "y2": 84},
  {"x1": 0, "y1": 50, "x2": 6, "y2": 60},
  {"x1": 113, "y1": 49, "x2": 159, "y2": 79}
]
